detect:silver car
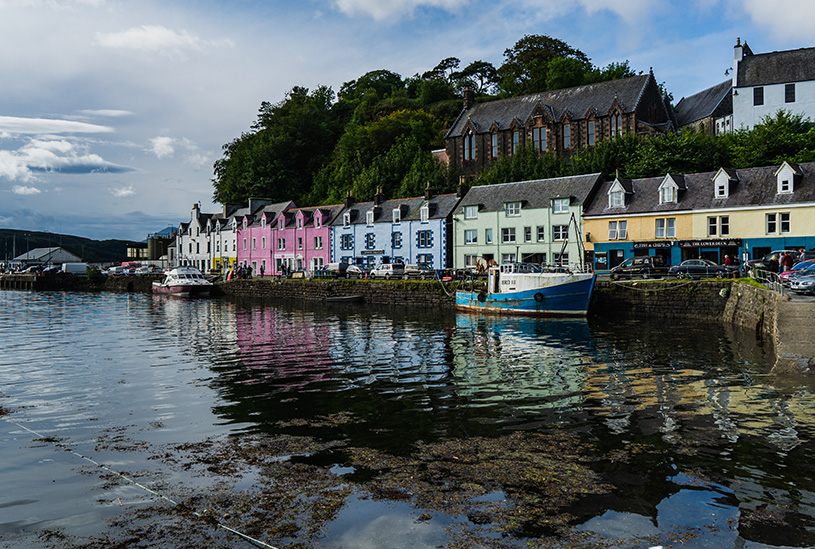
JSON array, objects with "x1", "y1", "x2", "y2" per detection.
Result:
[{"x1": 789, "y1": 274, "x2": 815, "y2": 295}]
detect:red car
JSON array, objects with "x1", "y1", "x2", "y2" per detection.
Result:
[{"x1": 779, "y1": 260, "x2": 815, "y2": 284}]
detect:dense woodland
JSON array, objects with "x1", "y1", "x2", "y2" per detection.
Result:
[
  {"x1": 0, "y1": 229, "x2": 140, "y2": 263},
  {"x1": 212, "y1": 34, "x2": 815, "y2": 208}
]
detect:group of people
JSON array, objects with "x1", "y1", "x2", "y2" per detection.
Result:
[
  {"x1": 225, "y1": 264, "x2": 253, "y2": 280},
  {"x1": 765, "y1": 249, "x2": 808, "y2": 273}
]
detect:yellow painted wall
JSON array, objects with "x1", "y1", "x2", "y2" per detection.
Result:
[
  {"x1": 584, "y1": 213, "x2": 694, "y2": 246},
  {"x1": 691, "y1": 205, "x2": 815, "y2": 239}
]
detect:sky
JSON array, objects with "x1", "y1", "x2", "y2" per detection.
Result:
[{"x1": 1, "y1": 0, "x2": 814, "y2": 242}]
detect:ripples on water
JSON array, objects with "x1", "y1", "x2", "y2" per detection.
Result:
[{"x1": 1, "y1": 290, "x2": 815, "y2": 547}]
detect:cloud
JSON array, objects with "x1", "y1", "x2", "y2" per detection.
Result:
[
  {"x1": 12, "y1": 185, "x2": 41, "y2": 195},
  {"x1": 147, "y1": 136, "x2": 209, "y2": 168},
  {"x1": 0, "y1": 138, "x2": 133, "y2": 181},
  {"x1": 149, "y1": 136, "x2": 175, "y2": 159},
  {"x1": 332, "y1": 0, "x2": 467, "y2": 20},
  {"x1": 110, "y1": 185, "x2": 135, "y2": 198},
  {"x1": 79, "y1": 109, "x2": 134, "y2": 118},
  {"x1": 94, "y1": 25, "x2": 234, "y2": 59},
  {"x1": 0, "y1": 116, "x2": 114, "y2": 136},
  {"x1": 741, "y1": 0, "x2": 815, "y2": 43}
]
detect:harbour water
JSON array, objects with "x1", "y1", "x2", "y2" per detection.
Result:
[{"x1": 1, "y1": 290, "x2": 815, "y2": 548}]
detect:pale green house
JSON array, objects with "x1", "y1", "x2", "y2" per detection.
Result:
[{"x1": 452, "y1": 173, "x2": 604, "y2": 270}]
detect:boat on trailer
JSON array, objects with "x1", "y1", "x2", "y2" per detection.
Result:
[
  {"x1": 456, "y1": 263, "x2": 595, "y2": 316},
  {"x1": 152, "y1": 267, "x2": 213, "y2": 297}
]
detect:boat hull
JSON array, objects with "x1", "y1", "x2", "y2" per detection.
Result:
[{"x1": 456, "y1": 275, "x2": 595, "y2": 316}]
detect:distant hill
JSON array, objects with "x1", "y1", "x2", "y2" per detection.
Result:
[{"x1": 0, "y1": 229, "x2": 143, "y2": 264}]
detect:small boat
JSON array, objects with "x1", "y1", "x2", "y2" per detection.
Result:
[
  {"x1": 456, "y1": 263, "x2": 595, "y2": 316},
  {"x1": 324, "y1": 295, "x2": 364, "y2": 303},
  {"x1": 152, "y1": 267, "x2": 213, "y2": 297}
]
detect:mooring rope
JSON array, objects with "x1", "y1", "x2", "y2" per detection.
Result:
[{"x1": 3, "y1": 415, "x2": 278, "y2": 549}]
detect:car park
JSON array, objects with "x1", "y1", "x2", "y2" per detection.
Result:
[
  {"x1": 402, "y1": 264, "x2": 435, "y2": 280},
  {"x1": 668, "y1": 259, "x2": 733, "y2": 279},
  {"x1": 609, "y1": 256, "x2": 668, "y2": 280},
  {"x1": 369, "y1": 263, "x2": 405, "y2": 280}
]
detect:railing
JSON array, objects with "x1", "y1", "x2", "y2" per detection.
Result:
[{"x1": 752, "y1": 268, "x2": 786, "y2": 295}]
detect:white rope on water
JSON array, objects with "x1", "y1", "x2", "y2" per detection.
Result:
[{"x1": 3, "y1": 416, "x2": 279, "y2": 549}]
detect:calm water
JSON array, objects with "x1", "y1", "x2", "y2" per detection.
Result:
[{"x1": 1, "y1": 290, "x2": 815, "y2": 548}]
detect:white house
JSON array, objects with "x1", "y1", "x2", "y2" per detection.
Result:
[{"x1": 732, "y1": 38, "x2": 815, "y2": 131}]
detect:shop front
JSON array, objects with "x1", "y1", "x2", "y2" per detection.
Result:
[{"x1": 677, "y1": 238, "x2": 742, "y2": 266}]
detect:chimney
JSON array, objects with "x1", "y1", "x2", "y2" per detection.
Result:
[
  {"x1": 463, "y1": 87, "x2": 475, "y2": 110},
  {"x1": 424, "y1": 181, "x2": 432, "y2": 200},
  {"x1": 344, "y1": 190, "x2": 355, "y2": 208},
  {"x1": 456, "y1": 179, "x2": 469, "y2": 198},
  {"x1": 374, "y1": 185, "x2": 384, "y2": 206},
  {"x1": 192, "y1": 203, "x2": 200, "y2": 218}
]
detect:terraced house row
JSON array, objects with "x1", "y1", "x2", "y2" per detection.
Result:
[{"x1": 173, "y1": 159, "x2": 815, "y2": 276}]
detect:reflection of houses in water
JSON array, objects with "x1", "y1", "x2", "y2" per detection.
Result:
[
  {"x1": 326, "y1": 315, "x2": 451, "y2": 392},
  {"x1": 449, "y1": 314, "x2": 595, "y2": 411},
  {"x1": 150, "y1": 295, "x2": 239, "y2": 357},
  {"x1": 233, "y1": 306, "x2": 333, "y2": 390}
]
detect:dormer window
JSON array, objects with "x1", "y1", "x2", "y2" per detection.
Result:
[
  {"x1": 715, "y1": 181, "x2": 728, "y2": 198},
  {"x1": 261, "y1": 218, "x2": 266, "y2": 230},
  {"x1": 297, "y1": 217, "x2": 303, "y2": 229},
  {"x1": 552, "y1": 198, "x2": 569, "y2": 214},
  {"x1": 421, "y1": 204, "x2": 429, "y2": 223},
  {"x1": 464, "y1": 205, "x2": 478, "y2": 219},
  {"x1": 315, "y1": 216, "x2": 321, "y2": 229},
  {"x1": 393, "y1": 208, "x2": 401, "y2": 223},
  {"x1": 713, "y1": 169, "x2": 737, "y2": 199},
  {"x1": 242, "y1": 219, "x2": 246, "y2": 230},
  {"x1": 505, "y1": 201, "x2": 521, "y2": 217},
  {"x1": 343, "y1": 212, "x2": 351, "y2": 227},
  {"x1": 279, "y1": 218, "x2": 285, "y2": 230},
  {"x1": 532, "y1": 124, "x2": 547, "y2": 152},
  {"x1": 366, "y1": 210, "x2": 374, "y2": 226},
  {"x1": 660, "y1": 186, "x2": 675, "y2": 203},
  {"x1": 463, "y1": 129, "x2": 475, "y2": 161},
  {"x1": 609, "y1": 190, "x2": 624, "y2": 208},
  {"x1": 775, "y1": 162, "x2": 801, "y2": 194}
]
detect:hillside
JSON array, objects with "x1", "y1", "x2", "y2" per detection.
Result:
[{"x1": 0, "y1": 229, "x2": 141, "y2": 264}]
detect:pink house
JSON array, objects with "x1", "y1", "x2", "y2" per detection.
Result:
[
  {"x1": 273, "y1": 205, "x2": 343, "y2": 275},
  {"x1": 236, "y1": 201, "x2": 294, "y2": 276}
]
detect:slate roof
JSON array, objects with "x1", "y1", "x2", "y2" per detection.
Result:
[
  {"x1": 453, "y1": 173, "x2": 604, "y2": 214},
  {"x1": 332, "y1": 193, "x2": 461, "y2": 227},
  {"x1": 737, "y1": 46, "x2": 815, "y2": 87},
  {"x1": 674, "y1": 80, "x2": 732, "y2": 127},
  {"x1": 583, "y1": 161, "x2": 815, "y2": 217},
  {"x1": 446, "y1": 75, "x2": 655, "y2": 138}
]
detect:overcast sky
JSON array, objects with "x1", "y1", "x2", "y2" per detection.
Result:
[{"x1": 1, "y1": 0, "x2": 814, "y2": 241}]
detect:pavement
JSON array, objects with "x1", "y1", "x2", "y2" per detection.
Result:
[{"x1": 774, "y1": 295, "x2": 815, "y2": 373}]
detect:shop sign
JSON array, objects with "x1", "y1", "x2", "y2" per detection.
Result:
[
  {"x1": 677, "y1": 238, "x2": 741, "y2": 248},
  {"x1": 361, "y1": 250, "x2": 384, "y2": 255},
  {"x1": 633, "y1": 241, "x2": 674, "y2": 249}
]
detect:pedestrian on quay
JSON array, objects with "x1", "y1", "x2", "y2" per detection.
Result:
[{"x1": 781, "y1": 252, "x2": 794, "y2": 272}]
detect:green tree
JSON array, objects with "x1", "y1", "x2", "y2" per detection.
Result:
[
  {"x1": 545, "y1": 56, "x2": 590, "y2": 90},
  {"x1": 626, "y1": 130, "x2": 731, "y2": 178},
  {"x1": 727, "y1": 110, "x2": 815, "y2": 168},
  {"x1": 498, "y1": 34, "x2": 590, "y2": 96},
  {"x1": 475, "y1": 144, "x2": 564, "y2": 186},
  {"x1": 566, "y1": 132, "x2": 644, "y2": 179},
  {"x1": 583, "y1": 61, "x2": 638, "y2": 85},
  {"x1": 452, "y1": 60, "x2": 499, "y2": 94}
]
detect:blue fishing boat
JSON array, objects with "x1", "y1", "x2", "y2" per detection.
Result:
[{"x1": 456, "y1": 263, "x2": 595, "y2": 316}]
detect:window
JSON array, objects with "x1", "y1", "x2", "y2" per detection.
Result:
[
  {"x1": 262, "y1": 237, "x2": 266, "y2": 249},
  {"x1": 656, "y1": 219, "x2": 665, "y2": 238},
  {"x1": 715, "y1": 181, "x2": 728, "y2": 198},
  {"x1": 491, "y1": 132, "x2": 498, "y2": 158},
  {"x1": 485, "y1": 228, "x2": 493, "y2": 244},
  {"x1": 720, "y1": 216, "x2": 729, "y2": 237},
  {"x1": 392, "y1": 208, "x2": 401, "y2": 223},
  {"x1": 464, "y1": 229, "x2": 478, "y2": 244},
  {"x1": 780, "y1": 212, "x2": 790, "y2": 233},
  {"x1": 785, "y1": 83, "x2": 795, "y2": 103},
  {"x1": 252, "y1": 238, "x2": 256, "y2": 250},
  {"x1": 537, "y1": 226, "x2": 545, "y2": 241},
  {"x1": 261, "y1": 218, "x2": 266, "y2": 230},
  {"x1": 279, "y1": 218, "x2": 284, "y2": 230},
  {"x1": 314, "y1": 236, "x2": 323, "y2": 249},
  {"x1": 766, "y1": 213, "x2": 777, "y2": 234},
  {"x1": 463, "y1": 129, "x2": 475, "y2": 161},
  {"x1": 421, "y1": 205, "x2": 429, "y2": 223},
  {"x1": 464, "y1": 254, "x2": 479, "y2": 267},
  {"x1": 555, "y1": 253, "x2": 569, "y2": 267},
  {"x1": 340, "y1": 234, "x2": 353, "y2": 250},
  {"x1": 609, "y1": 190, "x2": 624, "y2": 207},
  {"x1": 501, "y1": 253, "x2": 516, "y2": 264},
  {"x1": 297, "y1": 217, "x2": 303, "y2": 229},
  {"x1": 524, "y1": 226, "x2": 532, "y2": 242},
  {"x1": 343, "y1": 212, "x2": 351, "y2": 227},
  {"x1": 779, "y1": 179, "x2": 791, "y2": 193},
  {"x1": 242, "y1": 238, "x2": 247, "y2": 250},
  {"x1": 532, "y1": 125, "x2": 547, "y2": 152},
  {"x1": 587, "y1": 120, "x2": 595, "y2": 147},
  {"x1": 417, "y1": 231, "x2": 432, "y2": 247},
  {"x1": 754, "y1": 87, "x2": 764, "y2": 106},
  {"x1": 553, "y1": 225, "x2": 568, "y2": 240},
  {"x1": 417, "y1": 253, "x2": 433, "y2": 265},
  {"x1": 366, "y1": 210, "x2": 374, "y2": 226},
  {"x1": 608, "y1": 221, "x2": 619, "y2": 240},
  {"x1": 552, "y1": 198, "x2": 569, "y2": 213},
  {"x1": 512, "y1": 130, "x2": 520, "y2": 154},
  {"x1": 277, "y1": 238, "x2": 286, "y2": 250},
  {"x1": 666, "y1": 218, "x2": 675, "y2": 238},
  {"x1": 315, "y1": 217, "x2": 322, "y2": 229},
  {"x1": 505, "y1": 201, "x2": 521, "y2": 217},
  {"x1": 392, "y1": 232, "x2": 402, "y2": 248},
  {"x1": 660, "y1": 186, "x2": 676, "y2": 204},
  {"x1": 464, "y1": 205, "x2": 478, "y2": 219},
  {"x1": 297, "y1": 237, "x2": 303, "y2": 250},
  {"x1": 365, "y1": 233, "x2": 375, "y2": 249},
  {"x1": 502, "y1": 227, "x2": 516, "y2": 243},
  {"x1": 562, "y1": 123, "x2": 571, "y2": 149},
  {"x1": 611, "y1": 112, "x2": 622, "y2": 137},
  {"x1": 707, "y1": 216, "x2": 717, "y2": 236}
]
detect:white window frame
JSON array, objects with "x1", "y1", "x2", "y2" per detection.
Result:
[
  {"x1": 552, "y1": 198, "x2": 569, "y2": 214},
  {"x1": 421, "y1": 205, "x2": 429, "y2": 223},
  {"x1": 366, "y1": 210, "x2": 374, "y2": 226},
  {"x1": 464, "y1": 229, "x2": 478, "y2": 245},
  {"x1": 553, "y1": 225, "x2": 568, "y2": 241},
  {"x1": 537, "y1": 226, "x2": 545, "y2": 242},
  {"x1": 392, "y1": 208, "x2": 401, "y2": 223},
  {"x1": 485, "y1": 228, "x2": 493, "y2": 244},
  {"x1": 343, "y1": 212, "x2": 351, "y2": 227},
  {"x1": 502, "y1": 227, "x2": 516, "y2": 243},
  {"x1": 609, "y1": 190, "x2": 624, "y2": 208},
  {"x1": 464, "y1": 205, "x2": 478, "y2": 219},
  {"x1": 505, "y1": 201, "x2": 521, "y2": 217}
]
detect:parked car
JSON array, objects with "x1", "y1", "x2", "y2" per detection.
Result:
[
  {"x1": 668, "y1": 259, "x2": 734, "y2": 279},
  {"x1": 402, "y1": 264, "x2": 435, "y2": 280},
  {"x1": 783, "y1": 262, "x2": 815, "y2": 284},
  {"x1": 789, "y1": 273, "x2": 815, "y2": 295},
  {"x1": 746, "y1": 250, "x2": 799, "y2": 273},
  {"x1": 324, "y1": 262, "x2": 349, "y2": 278},
  {"x1": 779, "y1": 260, "x2": 815, "y2": 284},
  {"x1": 369, "y1": 263, "x2": 405, "y2": 280},
  {"x1": 609, "y1": 256, "x2": 668, "y2": 280},
  {"x1": 345, "y1": 265, "x2": 367, "y2": 279}
]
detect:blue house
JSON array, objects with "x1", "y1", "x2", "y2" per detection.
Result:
[{"x1": 330, "y1": 186, "x2": 462, "y2": 270}]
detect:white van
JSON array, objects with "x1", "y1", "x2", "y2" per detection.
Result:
[{"x1": 61, "y1": 262, "x2": 89, "y2": 275}]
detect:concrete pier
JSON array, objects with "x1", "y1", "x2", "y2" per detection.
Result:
[{"x1": 773, "y1": 299, "x2": 815, "y2": 373}]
